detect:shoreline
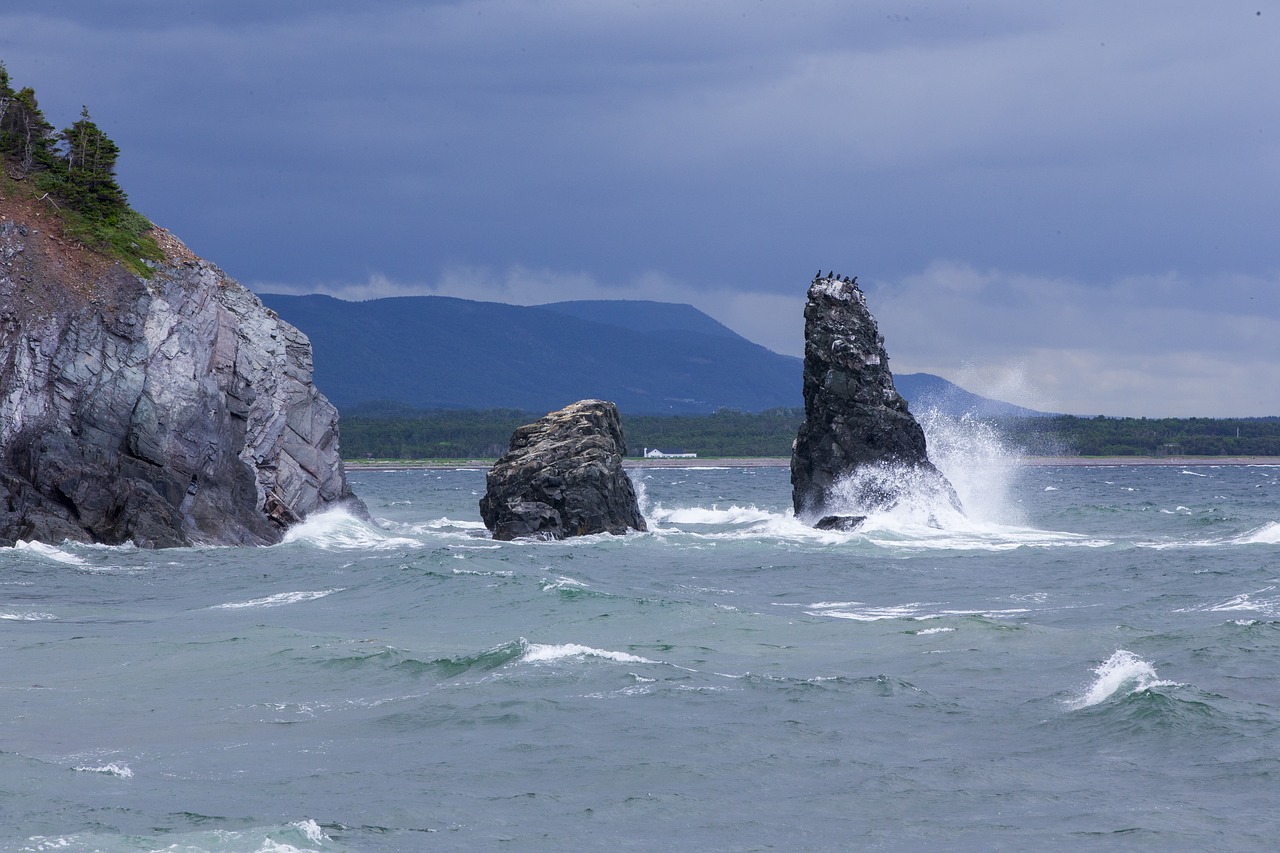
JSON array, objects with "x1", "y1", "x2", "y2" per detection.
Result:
[{"x1": 345, "y1": 455, "x2": 1280, "y2": 471}]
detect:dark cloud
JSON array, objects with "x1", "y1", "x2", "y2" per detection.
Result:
[{"x1": 2, "y1": 1, "x2": 1276, "y2": 415}]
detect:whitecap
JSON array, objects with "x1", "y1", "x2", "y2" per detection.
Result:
[
  {"x1": 281, "y1": 508, "x2": 421, "y2": 550},
  {"x1": 541, "y1": 576, "x2": 589, "y2": 591},
  {"x1": 913, "y1": 626, "x2": 956, "y2": 635},
  {"x1": 1, "y1": 611, "x2": 56, "y2": 621},
  {"x1": 1067, "y1": 649, "x2": 1181, "y2": 710},
  {"x1": 213, "y1": 589, "x2": 343, "y2": 609},
  {"x1": 651, "y1": 504, "x2": 775, "y2": 526},
  {"x1": 1181, "y1": 470, "x2": 1209, "y2": 477},
  {"x1": 522, "y1": 641, "x2": 655, "y2": 664},
  {"x1": 1197, "y1": 587, "x2": 1280, "y2": 618},
  {"x1": 1238, "y1": 522, "x2": 1280, "y2": 545},
  {"x1": 12, "y1": 540, "x2": 87, "y2": 566},
  {"x1": 73, "y1": 762, "x2": 133, "y2": 778}
]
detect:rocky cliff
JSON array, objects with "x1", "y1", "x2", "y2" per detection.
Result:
[
  {"x1": 791, "y1": 273, "x2": 959, "y2": 524},
  {"x1": 480, "y1": 400, "x2": 647, "y2": 541},
  {"x1": 0, "y1": 193, "x2": 362, "y2": 547}
]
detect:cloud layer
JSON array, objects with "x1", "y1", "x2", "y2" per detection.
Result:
[{"x1": 3, "y1": 1, "x2": 1277, "y2": 415}]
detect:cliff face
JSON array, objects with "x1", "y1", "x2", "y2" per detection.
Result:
[
  {"x1": 0, "y1": 195, "x2": 361, "y2": 547},
  {"x1": 791, "y1": 273, "x2": 958, "y2": 522}
]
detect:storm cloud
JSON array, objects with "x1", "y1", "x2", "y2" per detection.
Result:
[{"x1": 3, "y1": 1, "x2": 1277, "y2": 415}]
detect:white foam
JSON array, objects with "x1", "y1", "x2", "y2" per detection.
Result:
[
  {"x1": 1198, "y1": 587, "x2": 1280, "y2": 618},
  {"x1": 801, "y1": 600, "x2": 1033, "y2": 622},
  {"x1": 522, "y1": 641, "x2": 655, "y2": 664},
  {"x1": 73, "y1": 762, "x2": 133, "y2": 778},
  {"x1": 1239, "y1": 522, "x2": 1280, "y2": 545},
  {"x1": 13, "y1": 540, "x2": 87, "y2": 566},
  {"x1": 1, "y1": 611, "x2": 56, "y2": 621},
  {"x1": 1067, "y1": 649, "x2": 1181, "y2": 710},
  {"x1": 281, "y1": 508, "x2": 422, "y2": 550},
  {"x1": 541, "y1": 576, "x2": 589, "y2": 591},
  {"x1": 290, "y1": 820, "x2": 327, "y2": 845},
  {"x1": 914, "y1": 626, "x2": 956, "y2": 635},
  {"x1": 213, "y1": 588, "x2": 342, "y2": 609},
  {"x1": 652, "y1": 504, "x2": 775, "y2": 526},
  {"x1": 1181, "y1": 469, "x2": 1209, "y2": 477}
]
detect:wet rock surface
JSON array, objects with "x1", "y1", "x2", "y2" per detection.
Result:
[
  {"x1": 480, "y1": 400, "x2": 647, "y2": 541},
  {"x1": 790, "y1": 273, "x2": 960, "y2": 522},
  {"x1": 0, "y1": 204, "x2": 363, "y2": 547}
]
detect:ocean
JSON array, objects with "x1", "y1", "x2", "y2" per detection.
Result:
[{"x1": 3, "y1": 419, "x2": 1280, "y2": 852}]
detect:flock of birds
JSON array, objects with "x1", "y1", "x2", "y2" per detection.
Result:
[{"x1": 815, "y1": 270, "x2": 858, "y2": 286}]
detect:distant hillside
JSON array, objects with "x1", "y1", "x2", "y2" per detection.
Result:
[
  {"x1": 260, "y1": 294, "x2": 801, "y2": 414},
  {"x1": 894, "y1": 373, "x2": 1052, "y2": 419},
  {"x1": 261, "y1": 293, "x2": 1046, "y2": 417}
]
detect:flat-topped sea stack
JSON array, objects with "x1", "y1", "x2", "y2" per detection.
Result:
[
  {"x1": 791, "y1": 272, "x2": 959, "y2": 526},
  {"x1": 0, "y1": 194, "x2": 363, "y2": 547},
  {"x1": 480, "y1": 400, "x2": 647, "y2": 541}
]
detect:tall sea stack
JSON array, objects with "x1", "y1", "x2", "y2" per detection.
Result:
[
  {"x1": 0, "y1": 194, "x2": 362, "y2": 547},
  {"x1": 790, "y1": 273, "x2": 958, "y2": 525}
]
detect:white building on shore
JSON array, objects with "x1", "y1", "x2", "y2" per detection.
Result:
[{"x1": 642, "y1": 448, "x2": 697, "y2": 459}]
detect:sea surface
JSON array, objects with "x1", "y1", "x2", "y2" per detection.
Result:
[{"x1": 3, "y1": 422, "x2": 1280, "y2": 851}]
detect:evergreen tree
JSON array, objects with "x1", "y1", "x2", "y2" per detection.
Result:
[
  {"x1": 0, "y1": 75, "x2": 60, "y2": 175},
  {"x1": 60, "y1": 106, "x2": 126, "y2": 215}
]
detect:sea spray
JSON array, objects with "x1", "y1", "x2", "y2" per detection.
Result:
[
  {"x1": 918, "y1": 408, "x2": 1027, "y2": 528},
  {"x1": 1068, "y1": 649, "x2": 1182, "y2": 709}
]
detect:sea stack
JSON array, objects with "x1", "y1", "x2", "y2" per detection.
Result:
[
  {"x1": 0, "y1": 195, "x2": 363, "y2": 547},
  {"x1": 480, "y1": 399, "x2": 647, "y2": 541},
  {"x1": 790, "y1": 272, "x2": 959, "y2": 526}
]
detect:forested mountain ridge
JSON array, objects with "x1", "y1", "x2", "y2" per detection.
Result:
[{"x1": 261, "y1": 293, "x2": 1038, "y2": 417}]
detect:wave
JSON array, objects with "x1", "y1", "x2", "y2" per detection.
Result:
[
  {"x1": 1192, "y1": 587, "x2": 1280, "y2": 618},
  {"x1": 1, "y1": 611, "x2": 57, "y2": 621},
  {"x1": 645, "y1": 499, "x2": 1105, "y2": 551},
  {"x1": 281, "y1": 509, "x2": 422, "y2": 550},
  {"x1": 1238, "y1": 522, "x2": 1280, "y2": 545},
  {"x1": 212, "y1": 589, "x2": 343, "y2": 610},
  {"x1": 21, "y1": 819, "x2": 334, "y2": 853},
  {"x1": 798, "y1": 600, "x2": 1035, "y2": 623},
  {"x1": 73, "y1": 762, "x2": 133, "y2": 778},
  {"x1": 521, "y1": 640, "x2": 655, "y2": 665},
  {"x1": 12, "y1": 540, "x2": 88, "y2": 565},
  {"x1": 1067, "y1": 649, "x2": 1182, "y2": 710}
]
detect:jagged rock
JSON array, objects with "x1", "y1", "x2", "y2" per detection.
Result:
[
  {"x1": 791, "y1": 273, "x2": 960, "y2": 522},
  {"x1": 479, "y1": 400, "x2": 647, "y2": 541},
  {"x1": 0, "y1": 196, "x2": 364, "y2": 547}
]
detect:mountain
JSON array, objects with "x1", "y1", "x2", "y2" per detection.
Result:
[
  {"x1": 894, "y1": 373, "x2": 1053, "y2": 419},
  {"x1": 259, "y1": 295, "x2": 801, "y2": 414},
  {"x1": 260, "y1": 294, "x2": 1047, "y2": 418}
]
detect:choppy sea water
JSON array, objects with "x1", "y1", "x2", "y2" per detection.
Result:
[{"x1": 3, "y1": 433, "x2": 1280, "y2": 851}]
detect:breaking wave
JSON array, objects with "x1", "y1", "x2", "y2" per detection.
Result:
[
  {"x1": 1067, "y1": 650, "x2": 1182, "y2": 710},
  {"x1": 281, "y1": 509, "x2": 421, "y2": 550}
]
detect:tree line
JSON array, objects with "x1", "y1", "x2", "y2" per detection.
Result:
[
  {"x1": 0, "y1": 62, "x2": 160, "y2": 274},
  {"x1": 337, "y1": 408, "x2": 1280, "y2": 460}
]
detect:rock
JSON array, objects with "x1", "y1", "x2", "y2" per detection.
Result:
[
  {"x1": 790, "y1": 273, "x2": 960, "y2": 522},
  {"x1": 815, "y1": 515, "x2": 866, "y2": 532},
  {"x1": 479, "y1": 400, "x2": 647, "y2": 541},
  {"x1": 0, "y1": 197, "x2": 364, "y2": 548}
]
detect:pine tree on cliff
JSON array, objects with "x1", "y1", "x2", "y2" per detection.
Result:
[
  {"x1": 0, "y1": 66, "x2": 61, "y2": 176},
  {"x1": 60, "y1": 106, "x2": 126, "y2": 217}
]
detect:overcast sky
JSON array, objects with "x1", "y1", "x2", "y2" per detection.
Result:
[{"x1": 4, "y1": 1, "x2": 1278, "y2": 416}]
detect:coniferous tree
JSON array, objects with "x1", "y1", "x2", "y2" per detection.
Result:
[
  {"x1": 61, "y1": 106, "x2": 125, "y2": 216},
  {"x1": 0, "y1": 77, "x2": 60, "y2": 175}
]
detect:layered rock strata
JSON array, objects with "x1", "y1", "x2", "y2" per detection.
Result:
[
  {"x1": 790, "y1": 273, "x2": 959, "y2": 525},
  {"x1": 480, "y1": 400, "x2": 647, "y2": 541},
  {"x1": 0, "y1": 198, "x2": 362, "y2": 547}
]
